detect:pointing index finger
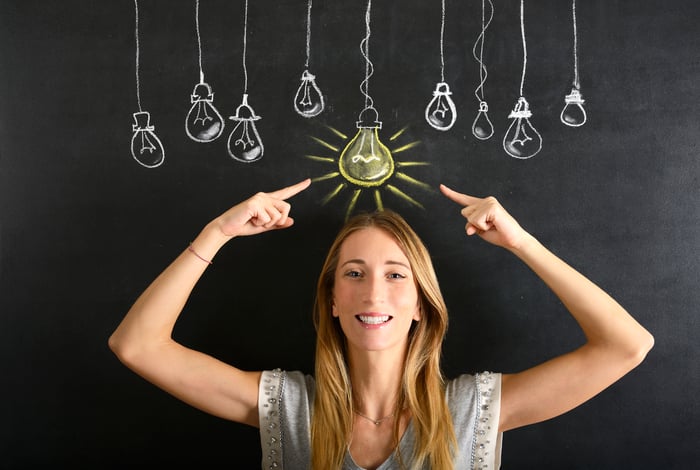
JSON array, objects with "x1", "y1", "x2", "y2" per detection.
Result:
[
  {"x1": 268, "y1": 178, "x2": 312, "y2": 200},
  {"x1": 440, "y1": 184, "x2": 481, "y2": 207}
]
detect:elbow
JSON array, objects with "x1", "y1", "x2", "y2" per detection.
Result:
[
  {"x1": 107, "y1": 332, "x2": 121, "y2": 356},
  {"x1": 108, "y1": 330, "x2": 139, "y2": 366},
  {"x1": 625, "y1": 330, "x2": 655, "y2": 370},
  {"x1": 108, "y1": 332, "x2": 126, "y2": 361},
  {"x1": 638, "y1": 330, "x2": 655, "y2": 361}
]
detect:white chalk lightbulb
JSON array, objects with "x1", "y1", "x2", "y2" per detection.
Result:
[
  {"x1": 503, "y1": 96, "x2": 542, "y2": 159},
  {"x1": 227, "y1": 94, "x2": 263, "y2": 163},
  {"x1": 560, "y1": 87, "x2": 587, "y2": 127},
  {"x1": 185, "y1": 81, "x2": 225, "y2": 142},
  {"x1": 294, "y1": 69, "x2": 325, "y2": 118},
  {"x1": 131, "y1": 111, "x2": 165, "y2": 168},
  {"x1": 472, "y1": 101, "x2": 494, "y2": 140},
  {"x1": 425, "y1": 82, "x2": 457, "y2": 131},
  {"x1": 338, "y1": 108, "x2": 394, "y2": 187}
]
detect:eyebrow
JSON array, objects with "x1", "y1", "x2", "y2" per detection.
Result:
[{"x1": 340, "y1": 259, "x2": 411, "y2": 270}]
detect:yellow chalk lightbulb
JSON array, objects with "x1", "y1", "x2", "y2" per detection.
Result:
[{"x1": 338, "y1": 108, "x2": 394, "y2": 187}]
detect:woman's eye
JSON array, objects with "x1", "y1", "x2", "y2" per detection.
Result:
[
  {"x1": 345, "y1": 270, "x2": 361, "y2": 278},
  {"x1": 388, "y1": 273, "x2": 406, "y2": 279}
]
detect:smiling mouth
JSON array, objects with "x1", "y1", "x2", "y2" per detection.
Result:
[{"x1": 356, "y1": 315, "x2": 393, "y2": 325}]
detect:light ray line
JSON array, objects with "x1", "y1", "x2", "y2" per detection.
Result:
[
  {"x1": 390, "y1": 126, "x2": 409, "y2": 141},
  {"x1": 392, "y1": 141, "x2": 421, "y2": 154},
  {"x1": 321, "y1": 183, "x2": 346, "y2": 205},
  {"x1": 326, "y1": 126, "x2": 348, "y2": 140},
  {"x1": 386, "y1": 184, "x2": 425, "y2": 209},
  {"x1": 394, "y1": 172, "x2": 433, "y2": 192},
  {"x1": 346, "y1": 189, "x2": 362, "y2": 221},
  {"x1": 305, "y1": 155, "x2": 336, "y2": 163},
  {"x1": 310, "y1": 136, "x2": 339, "y2": 152},
  {"x1": 396, "y1": 161, "x2": 430, "y2": 167},
  {"x1": 374, "y1": 190, "x2": 383, "y2": 211},
  {"x1": 312, "y1": 172, "x2": 341, "y2": 183}
]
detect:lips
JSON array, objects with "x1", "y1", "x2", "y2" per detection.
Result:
[{"x1": 356, "y1": 314, "x2": 393, "y2": 327}]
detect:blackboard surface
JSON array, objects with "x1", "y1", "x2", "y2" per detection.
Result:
[{"x1": 1, "y1": 0, "x2": 698, "y2": 468}]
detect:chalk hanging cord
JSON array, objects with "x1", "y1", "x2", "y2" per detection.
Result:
[
  {"x1": 196, "y1": 0, "x2": 203, "y2": 83},
  {"x1": 360, "y1": 0, "x2": 375, "y2": 114},
  {"x1": 471, "y1": 0, "x2": 494, "y2": 140},
  {"x1": 560, "y1": 0, "x2": 587, "y2": 127},
  {"x1": 242, "y1": 0, "x2": 249, "y2": 93},
  {"x1": 227, "y1": 0, "x2": 264, "y2": 162},
  {"x1": 134, "y1": 0, "x2": 142, "y2": 113},
  {"x1": 425, "y1": 0, "x2": 457, "y2": 131},
  {"x1": 304, "y1": 0, "x2": 312, "y2": 69},
  {"x1": 439, "y1": 0, "x2": 446, "y2": 83},
  {"x1": 572, "y1": 0, "x2": 579, "y2": 90},
  {"x1": 185, "y1": 0, "x2": 225, "y2": 143},
  {"x1": 130, "y1": 0, "x2": 165, "y2": 168},
  {"x1": 357, "y1": 0, "x2": 379, "y2": 125},
  {"x1": 518, "y1": 0, "x2": 527, "y2": 97},
  {"x1": 502, "y1": 0, "x2": 542, "y2": 159},
  {"x1": 293, "y1": 0, "x2": 325, "y2": 118}
]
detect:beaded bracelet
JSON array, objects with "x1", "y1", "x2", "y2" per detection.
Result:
[{"x1": 188, "y1": 243, "x2": 213, "y2": 265}]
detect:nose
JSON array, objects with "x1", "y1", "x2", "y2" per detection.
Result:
[{"x1": 363, "y1": 273, "x2": 386, "y2": 304}]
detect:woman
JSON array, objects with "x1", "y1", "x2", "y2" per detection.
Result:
[{"x1": 109, "y1": 178, "x2": 653, "y2": 469}]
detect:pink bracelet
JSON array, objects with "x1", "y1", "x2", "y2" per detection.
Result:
[{"x1": 188, "y1": 243, "x2": 213, "y2": 265}]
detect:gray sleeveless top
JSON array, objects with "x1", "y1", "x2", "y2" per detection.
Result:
[{"x1": 258, "y1": 369, "x2": 502, "y2": 470}]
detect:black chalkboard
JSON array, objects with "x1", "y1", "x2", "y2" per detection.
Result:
[{"x1": 1, "y1": 0, "x2": 698, "y2": 468}]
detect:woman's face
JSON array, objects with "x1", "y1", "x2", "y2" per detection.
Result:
[{"x1": 332, "y1": 227, "x2": 421, "y2": 353}]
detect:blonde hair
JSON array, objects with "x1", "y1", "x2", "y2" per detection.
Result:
[{"x1": 310, "y1": 210, "x2": 457, "y2": 469}]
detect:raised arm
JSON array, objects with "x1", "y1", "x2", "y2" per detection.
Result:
[
  {"x1": 440, "y1": 184, "x2": 654, "y2": 433},
  {"x1": 108, "y1": 178, "x2": 311, "y2": 428}
]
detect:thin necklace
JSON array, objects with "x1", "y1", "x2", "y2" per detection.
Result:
[{"x1": 353, "y1": 409, "x2": 396, "y2": 426}]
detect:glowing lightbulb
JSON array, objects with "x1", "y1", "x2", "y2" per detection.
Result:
[
  {"x1": 503, "y1": 96, "x2": 542, "y2": 159},
  {"x1": 560, "y1": 87, "x2": 587, "y2": 127},
  {"x1": 131, "y1": 111, "x2": 165, "y2": 168},
  {"x1": 185, "y1": 82, "x2": 225, "y2": 142},
  {"x1": 338, "y1": 109, "x2": 394, "y2": 187},
  {"x1": 425, "y1": 82, "x2": 457, "y2": 131},
  {"x1": 227, "y1": 94, "x2": 263, "y2": 163},
  {"x1": 294, "y1": 69, "x2": 325, "y2": 118},
  {"x1": 472, "y1": 101, "x2": 494, "y2": 140}
]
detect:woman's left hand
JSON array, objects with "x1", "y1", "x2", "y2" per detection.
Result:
[{"x1": 440, "y1": 184, "x2": 528, "y2": 251}]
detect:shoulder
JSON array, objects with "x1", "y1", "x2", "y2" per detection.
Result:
[
  {"x1": 446, "y1": 371, "x2": 501, "y2": 402},
  {"x1": 259, "y1": 370, "x2": 315, "y2": 469},
  {"x1": 445, "y1": 372, "x2": 502, "y2": 433},
  {"x1": 260, "y1": 369, "x2": 315, "y2": 406},
  {"x1": 446, "y1": 372, "x2": 503, "y2": 469}
]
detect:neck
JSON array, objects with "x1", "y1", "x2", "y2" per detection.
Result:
[{"x1": 347, "y1": 345, "x2": 406, "y2": 418}]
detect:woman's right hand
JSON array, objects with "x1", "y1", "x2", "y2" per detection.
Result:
[{"x1": 215, "y1": 178, "x2": 311, "y2": 238}]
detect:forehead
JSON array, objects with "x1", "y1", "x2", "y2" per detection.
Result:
[{"x1": 338, "y1": 227, "x2": 409, "y2": 262}]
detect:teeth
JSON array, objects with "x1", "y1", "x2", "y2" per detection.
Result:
[{"x1": 358, "y1": 315, "x2": 390, "y2": 325}]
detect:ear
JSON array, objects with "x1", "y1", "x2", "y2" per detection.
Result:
[
  {"x1": 413, "y1": 303, "x2": 422, "y2": 322},
  {"x1": 332, "y1": 300, "x2": 339, "y2": 318}
]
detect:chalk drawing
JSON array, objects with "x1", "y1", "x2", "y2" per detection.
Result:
[
  {"x1": 425, "y1": 0, "x2": 457, "y2": 131},
  {"x1": 294, "y1": 0, "x2": 325, "y2": 118},
  {"x1": 471, "y1": 0, "x2": 495, "y2": 140},
  {"x1": 560, "y1": 0, "x2": 587, "y2": 127},
  {"x1": 185, "y1": 0, "x2": 225, "y2": 143},
  {"x1": 307, "y1": 123, "x2": 430, "y2": 222},
  {"x1": 306, "y1": 0, "x2": 431, "y2": 221},
  {"x1": 227, "y1": 0, "x2": 263, "y2": 162},
  {"x1": 503, "y1": 0, "x2": 542, "y2": 159},
  {"x1": 130, "y1": 0, "x2": 164, "y2": 168}
]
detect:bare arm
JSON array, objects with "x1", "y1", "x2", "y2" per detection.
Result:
[
  {"x1": 108, "y1": 179, "x2": 311, "y2": 428},
  {"x1": 440, "y1": 184, "x2": 654, "y2": 433}
]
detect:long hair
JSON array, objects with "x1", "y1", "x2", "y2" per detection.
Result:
[{"x1": 310, "y1": 210, "x2": 456, "y2": 469}]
